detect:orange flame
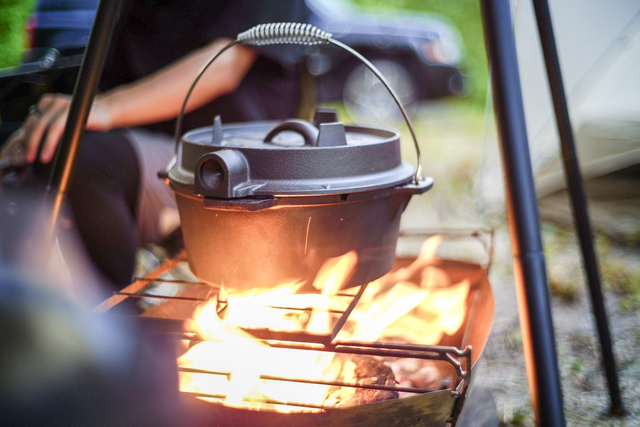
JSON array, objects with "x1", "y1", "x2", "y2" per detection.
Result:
[{"x1": 178, "y1": 238, "x2": 470, "y2": 411}]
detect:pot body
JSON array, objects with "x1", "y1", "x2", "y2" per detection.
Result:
[{"x1": 174, "y1": 189, "x2": 413, "y2": 291}]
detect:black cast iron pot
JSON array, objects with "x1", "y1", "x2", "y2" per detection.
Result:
[
  {"x1": 166, "y1": 110, "x2": 432, "y2": 291},
  {"x1": 161, "y1": 24, "x2": 436, "y2": 291}
]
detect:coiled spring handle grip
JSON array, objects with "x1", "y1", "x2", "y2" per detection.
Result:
[{"x1": 161, "y1": 23, "x2": 424, "y2": 184}]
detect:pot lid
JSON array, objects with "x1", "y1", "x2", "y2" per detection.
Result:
[{"x1": 168, "y1": 109, "x2": 418, "y2": 198}]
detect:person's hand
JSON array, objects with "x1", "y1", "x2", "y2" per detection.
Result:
[{"x1": 0, "y1": 93, "x2": 113, "y2": 165}]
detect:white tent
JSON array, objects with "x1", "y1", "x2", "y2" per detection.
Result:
[{"x1": 478, "y1": 0, "x2": 640, "y2": 206}]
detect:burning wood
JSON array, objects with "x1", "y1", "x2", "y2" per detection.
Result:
[
  {"x1": 390, "y1": 359, "x2": 444, "y2": 397},
  {"x1": 336, "y1": 356, "x2": 398, "y2": 407}
]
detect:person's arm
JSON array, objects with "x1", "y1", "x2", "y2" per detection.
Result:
[
  {"x1": 101, "y1": 38, "x2": 256, "y2": 129},
  {"x1": 3, "y1": 38, "x2": 256, "y2": 164}
]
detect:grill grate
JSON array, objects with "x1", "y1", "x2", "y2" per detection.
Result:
[
  {"x1": 174, "y1": 334, "x2": 471, "y2": 412},
  {"x1": 176, "y1": 341, "x2": 472, "y2": 411},
  {"x1": 100, "y1": 257, "x2": 473, "y2": 420},
  {"x1": 111, "y1": 266, "x2": 369, "y2": 346},
  {"x1": 96, "y1": 230, "x2": 496, "y2": 425}
]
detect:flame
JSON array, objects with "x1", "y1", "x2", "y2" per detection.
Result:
[
  {"x1": 377, "y1": 280, "x2": 470, "y2": 344},
  {"x1": 178, "y1": 238, "x2": 471, "y2": 411}
]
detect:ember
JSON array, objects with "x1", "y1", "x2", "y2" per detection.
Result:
[{"x1": 178, "y1": 237, "x2": 471, "y2": 412}]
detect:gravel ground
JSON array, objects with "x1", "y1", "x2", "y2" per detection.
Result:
[
  {"x1": 475, "y1": 227, "x2": 640, "y2": 426},
  {"x1": 393, "y1": 101, "x2": 640, "y2": 426}
]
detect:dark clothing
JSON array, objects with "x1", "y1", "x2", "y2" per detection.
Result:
[
  {"x1": 67, "y1": 131, "x2": 140, "y2": 289},
  {"x1": 82, "y1": 1, "x2": 308, "y2": 289},
  {"x1": 100, "y1": 0, "x2": 309, "y2": 135},
  {"x1": 1, "y1": 131, "x2": 140, "y2": 294}
]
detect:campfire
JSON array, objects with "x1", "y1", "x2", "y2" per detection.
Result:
[
  {"x1": 177, "y1": 236, "x2": 474, "y2": 412},
  {"x1": 98, "y1": 231, "x2": 494, "y2": 426}
]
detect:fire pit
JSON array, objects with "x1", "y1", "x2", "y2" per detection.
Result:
[{"x1": 97, "y1": 231, "x2": 494, "y2": 427}]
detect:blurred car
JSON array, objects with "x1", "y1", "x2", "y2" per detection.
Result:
[
  {"x1": 306, "y1": 0, "x2": 466, "y2": 121},
  {"x1": 29, "y1": 0, "x2": 98, "y2": 53}
]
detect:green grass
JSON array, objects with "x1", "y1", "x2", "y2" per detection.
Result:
[
  {"x1": 596, "y1": 234, "x2": 640, "y2": 311},
  {"x1": 548, "y1": 276, "x2": 579, "y2": 303},
  {"x1": 0, "y1": 0, "x2": 37, "y2": 69},
  {"x1": 541, "y1": 222, "x2": 581, "y2": 303},
  {"x1": 540, "y1": 224, "x2": 640, "y2": 307},
  {"x1": 506, "y1": 406, "x2": 530, "y2": 426},
  {"x1": 569, "y1": 358, "x2": 584, "y2": 374},
  {"x1": 506, "y1": 329, "x2": 522, "y2": 349},
  {"x1": 601, "y1": 258, "x2": 640, "y2": 311}
]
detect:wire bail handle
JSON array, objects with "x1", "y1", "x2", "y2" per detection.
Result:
[{"x1": 161, "y1": 22, "x2": 424, "y2": 184}]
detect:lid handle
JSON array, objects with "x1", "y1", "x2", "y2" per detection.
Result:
[
  {"x1": 264, "y1": 119, "x2": 319, "y2": 146},
  {"x1": 263, "y1": 119, "x2": 348, "y2": 148},
  {"x1": 160, "y1": 23, "x2": 423, "y2": 184}
]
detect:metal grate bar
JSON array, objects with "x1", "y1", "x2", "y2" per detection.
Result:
[
  {"x1": 270, "y1": 341, "x2": 469, "y2": 368},
  {"x1": 112, "y1": 266, "x2": 367, "y2": 346},
  {"x1": 173, "y1": 330, "x2": 471, "y2": 394},
  {"x1": 114, "y1": 291, "x2": 207, "y2": 302},
  {"x1": 151, "y1": 322, "x2": 470, "y2": 387},
  {"x1": 327, "y1": 282, "x2": 368, "y2": 343},
  {"x1": 259, "y1": 374, "x2": 430, "y2": 394},
  {"x1": 178, "y1": 367, "x2": 231, "y2": 379},
  {"x1": 176, "y1": 343, "x2": 470, "y2": 412},
  {"x1": 178, "y1": 367, "x2": 435, "y2": 395},
  {"x1": 264, "y1": 306, "x2": 346, "y2": 315},
  {"x1": 182, "y1": 391, "x2": 326, "y2": 410},
  {"x1": 94, "y1": 251, "x2": 188, "y2": 313},
  {"x1": 238, "y1": 282, "x2": 369, "y2": 345},
  {"x1": 132, "y1": 277, "x2": 211, "y2": 287}
]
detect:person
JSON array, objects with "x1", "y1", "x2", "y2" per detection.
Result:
[{"x1": 0, "y1": 0, "x2": 309, "y2": 293}]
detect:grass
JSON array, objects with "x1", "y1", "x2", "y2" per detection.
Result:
[
  {"x1": 541, "y1": 223, "x2": 640, "y2": 306},
  {"x1": 541, "y1": 222, "x2": 581, "y2": 303},
  {"x1": 505, "y1": 406, "x2": 530, "y2": 426},
  {"x1": 595, "y1": 233, "x2": 640, "y2": 311},
  {"x1": 570, "y1": 358, "x2": 584, "y2": 374},
  {"x1": 601, "y1": 258, "x2": 640, "y2": 311},
  {"x1": 548, "y1": 276, "x2": 579, "y2": 303},
  {"x1": 0, "y1": 0, "x2": 37, "y2": 69},
  {"x1": 506, "y1": 329, "x2": 522, "y2": 349}
]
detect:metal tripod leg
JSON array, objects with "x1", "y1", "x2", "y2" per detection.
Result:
[
  {"x1": 531, "y1": 0, "x2": 623, "y2": 415},
  {"x1": 479, "y1": 0, "x2": 565, "y2": 425},
  {"x1": 46, "y1": 0, "x2": 123, "y2": 237}
]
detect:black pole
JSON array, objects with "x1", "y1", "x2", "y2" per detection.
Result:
[
  {"x1": 531, "y1": 0, "x2": 623, "y2": 415},
  {"x1": 479, "y1": 0, "x2": 565, "y2": 425},
  {"x1": 46, "y1": 0, "x2": 122, "y2": 235}
]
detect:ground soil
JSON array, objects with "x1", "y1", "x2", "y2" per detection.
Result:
[{"x1": 475, "y1": 227, "x2": 640, "y2": 426}]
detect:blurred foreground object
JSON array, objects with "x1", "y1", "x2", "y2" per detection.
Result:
[
  {"x1": 0, "y1": 267, "x2": 183, "y2": 426},
  {"x1": 0, "y1": 190, "x2": 183, "y2": 425}
]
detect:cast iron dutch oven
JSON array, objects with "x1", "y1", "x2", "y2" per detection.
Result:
[
  {"x1": 166, "y1": 110, "x2": 431, "y2": 291},
  {"x1": 162, "y1": 23, "x2": 433, "y2": 291}
]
